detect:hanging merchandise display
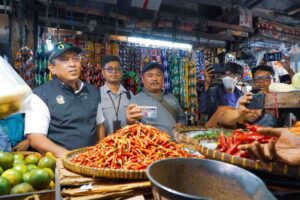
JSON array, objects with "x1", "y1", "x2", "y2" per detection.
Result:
[
  {"x1": 119, "y1": 44, "x2": 130, "y2": 71},
  {"x1": 241, "y1": 64, "x2": 252, "y2": 81},
  {"x1": 35, "y1": 38, "x2": 50, "y2": 86},
  {"x1": 195, "y1": 50, "x2": 205, "y2": 81},
  {"x1": 161, "y1": 49, "x2": 171, "y2": 93},
  {"x1": 81, "y1": 60, "x2": 103, "y2": 88},
  {"x1": 122, "y1": 71, "x2": 141, "y2": 95},
  {"x1": 182, "y1": 55, "x2": 189, "y2": 110},
  {"x1": 14, "y1": 47, "x2": 35, "y2": 88},
  {"x1": 288, "y1": 44, "x2": 300, "y2": 72},
  {"x1": 168, "y1": 52, "x2": 180, "y2": 100},
  {"x1": 187, "y1": 57, "x2": 198, "y2": 125}
]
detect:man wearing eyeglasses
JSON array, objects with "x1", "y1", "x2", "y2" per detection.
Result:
[
  {"x1": 99, "y1": 56, "x2": 133, "y2": 136},
  {"x1": 251, "y1": 65, "x2": 275, "y2": 93},
  {"x1": 24, "y1": 42, "x2": 105, "y2": 157},
  {"x1": 200, "y1": 62, "x2": 244, "y2": 120}
]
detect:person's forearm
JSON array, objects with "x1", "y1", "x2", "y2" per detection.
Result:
[
  {"x1": 97, "y1": 123, "x2": 105, "y2": 141},
  {"x1": 27, "y1": 134, "x2": 69, "y2": 158},
  {"x1": 218, "y1": 109, "x2": 244, "y2": 126}
]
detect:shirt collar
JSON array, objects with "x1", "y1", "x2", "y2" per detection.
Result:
[
  {"x1": 142, "y1": 89, "x2": 165, "y2": 98},
  {"x1": 53, "y1": 76, "x2": 84, "y2": 93},
  {"x1": 103, "y1": 83, "x2": 126, "y2": 95},
  {"x1": 74, "y1": 80, "x2": 84, "y2": 93}
]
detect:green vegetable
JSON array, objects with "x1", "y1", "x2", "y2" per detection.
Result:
[{"x1": 192, "y1": 131, "x2": 231, "y2": 140}]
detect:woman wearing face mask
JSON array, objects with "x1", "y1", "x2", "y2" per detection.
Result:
[{"x1": 200, "y1": 62, "x2": 244, "y2": 120}]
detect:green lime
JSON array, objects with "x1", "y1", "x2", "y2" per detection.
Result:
[
  {"x1": 13, "y1": 164, "x2": 28, "y2": 174},
  {"x1": 10, "y1": 182, "x2": 34, "y2": 194},
  {"x1": 23, "y1": 172, "x2": 31, "y2": 183},
  {"x1": 14, "y1": 158, "x2": 26, "y2": 166},
  {"x1": 1, "y1": 169, "x2": 23, "y2": 186},
  {"x1": 25, "y1": 154, "x2": 40, "y2": 165},
  {"x1": 43, "y1": 168, "x2": 55, "y2": 181},
  {"x1": 27, "y1": 164, "x2": 38, "y2": 172},
  {"x1": 28, "y1": 169, "x2": 51, "y2": 190},
  {"x1": 0, "y1": 151, "x2": 14, "y2": 170},
  {"x1": 38, "y1": 157, "x2": 56, "y2": 170},
  {"x1": 13, "y1": 153, "x2": 24, "y2": 160},
  {"x1": 0, "y1": 176, "x2": 11, "y2": 195}
]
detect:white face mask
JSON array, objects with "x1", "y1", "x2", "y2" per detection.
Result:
[{"x1": 222, "y1": 76, "x2": 238, "y2": 91}]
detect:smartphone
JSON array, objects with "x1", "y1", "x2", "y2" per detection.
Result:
[
  {"x1": 246, "y1": 93, "x2": 265, "y2": 109},
  {"x1": 137, "y1": 106, "x2": 158, "y2": 118},
  {"x1": 264, "y1": 52, "x2": 282, "y2": 62}
]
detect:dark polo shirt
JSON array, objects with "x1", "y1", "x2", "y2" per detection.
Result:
[{"x1": 33, "y1": 77, "x2": 100, "y2": 150}]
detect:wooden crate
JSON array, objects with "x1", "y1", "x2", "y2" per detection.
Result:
[
  {"x1": 0, "y1": 189, "x2": 55, "y2": 200},
  {"x1": 264, "y1": 92, "x2": 300, "y2": 109}
]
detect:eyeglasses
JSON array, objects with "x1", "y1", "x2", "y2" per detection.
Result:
[
  {"x1": 103, "y1": 67, "x2": 122, "y2": 74},
  {"x1": 221, "y1": 72, "x2": 239, "y2": 78},
  {"x1": 56, "y1": 55, "x2": 82, "y2": 65},
  {"x1": 253, "y1": 75, "x2": 273, "y2": 82}
]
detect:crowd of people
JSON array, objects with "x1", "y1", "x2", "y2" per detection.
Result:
[{"x1": 1, "y1": 42, "x2": 300, "y2": 167}]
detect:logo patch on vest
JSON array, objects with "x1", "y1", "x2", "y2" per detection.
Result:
[{"x1": 56, "y1": 95, "x2": 65, "y2": 104}]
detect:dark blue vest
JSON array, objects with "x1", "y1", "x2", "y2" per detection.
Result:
[{"x1": 34, "y1": 77, "x2": 100, "y2": 150}]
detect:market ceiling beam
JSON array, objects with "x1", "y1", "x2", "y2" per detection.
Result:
[
  {"x1": 252, "y1": 8, "x2": 300, "y2": 26},
  {"x1": 245, "y1": 0, "x2": 264, "y2": 9},
  {"x1": 38, "y1": 16, "x2": 227, "y2": 47},
  {"x1": 206, "y1": 20, "x2": 254, "y2": 33}
]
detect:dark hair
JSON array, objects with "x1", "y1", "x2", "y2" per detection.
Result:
[
  {"x1": 142, "y1": 62, "x2": 163, "y2": 75},
  {"x1": 280, "y1": 74, "x2": 291, "y2": 83},
  {"x1": 251, "y1": 65, "x2": 275, "y2": 76},
  {"x1": 102, "y1": 55, "x2": 121, "y2": 67},
  {"x1": 224, "y1": 62, "x2": 243, "y2": 76}
]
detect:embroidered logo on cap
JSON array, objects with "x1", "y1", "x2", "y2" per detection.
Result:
[
  {"x1": 57, "y1": 44, "x2": 64, "y2": 50},
  {"x1": 56, "y1": 95, "x2": 65, "y2": 104}
]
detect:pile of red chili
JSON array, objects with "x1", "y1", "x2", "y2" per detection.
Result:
[
  {"x1": 217, "y1": 124, "x2": 276, "y2": 158},
  {"x1": 70, "y1": 123, "x2": 197, "y2": 170}
]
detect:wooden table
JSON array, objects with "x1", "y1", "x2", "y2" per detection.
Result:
[
  {"x1": 265, "y1": 92, "x2": 300, "y2": 109},
  {"x1": 56, "y1": 160, "x2": 152, "y2": 200}
]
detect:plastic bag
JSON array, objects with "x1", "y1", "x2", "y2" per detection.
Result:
[{"x1": 0, "y1": 56, "x2": 32, "y2": 119}]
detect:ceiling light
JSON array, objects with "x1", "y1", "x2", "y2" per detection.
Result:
[{"x1": 127, "y1": 37, "x2": 192, "y2": 51}]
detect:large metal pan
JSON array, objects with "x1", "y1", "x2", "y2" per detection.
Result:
[{"x1": 146, "y1": 158, "x2": 276, "y2": 200}]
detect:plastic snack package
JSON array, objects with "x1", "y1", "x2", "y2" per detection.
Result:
[{"x1": 0, "y1": 56, "x2": 32, "y2": 119}]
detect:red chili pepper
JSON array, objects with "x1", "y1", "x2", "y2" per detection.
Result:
[
  {"x1": 218, "y1": 132, "x2": 227, "y2": 152},
  {"x1": 245, "y1": 123, "x2": 259, "y2": 132},
  {"x1": 225, "y1": 141, "x2": 242, "y2": 155},
  {"x1": 235, "y1": 134, "x2": 271, "y2": 143}
]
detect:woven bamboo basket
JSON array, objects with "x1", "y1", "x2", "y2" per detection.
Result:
[
  {"x1": 174, "y1": 126, "x2": 300, "y2": 178},
  {"x1": 62, "y1": 148, "x2": 147, "y2": 179}
]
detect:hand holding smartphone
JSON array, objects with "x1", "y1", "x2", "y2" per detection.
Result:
[
  {"x1": 246, "y1": 93, "x2": 265, "y2": 109},
  {"x1": 137, "y1": 106, "x2": 158, "y2": 118}
]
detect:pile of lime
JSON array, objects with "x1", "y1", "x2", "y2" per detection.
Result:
[{"x1": 0, "y1": 151, "x2": 56, "y2": 195}]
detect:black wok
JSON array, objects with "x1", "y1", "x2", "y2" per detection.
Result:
[{"x1": 146, "y1": 158, "x2": 276, "y2": 200}]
